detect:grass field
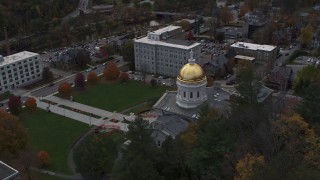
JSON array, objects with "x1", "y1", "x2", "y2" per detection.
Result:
[
  {"x1": 73, "y1": 80, "x2": 166, "y2": 112},
  {"x1": 20, "y1": 109, "x2": 90, "y2": 175}
]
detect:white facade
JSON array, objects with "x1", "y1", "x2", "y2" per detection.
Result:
[
  {"x1": 176, "y1": 80, "x2": 207, "y2": 109},
  {"x1": 134, "y1": 25, "x2": 201, "y2": 77},
  {"x1": 0, "y1": 51, "x2": 42, "y2": 94}
]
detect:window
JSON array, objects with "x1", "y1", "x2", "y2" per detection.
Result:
[
  {"x1": 190, "y1": 92, "x2": 193, "y2": 98},
  {"x1": 183, "y1": 91, "x2": 186, "y2": 97}
]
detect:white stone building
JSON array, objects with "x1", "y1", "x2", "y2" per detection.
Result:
[
  {"x1": 0, "y1": 51, "x2": 42, "y2": 94},
  {"x1": 134, "y1": 25, "x2": 201, "y2": 77}
]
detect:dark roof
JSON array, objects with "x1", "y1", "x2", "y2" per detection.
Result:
[
  {"x1": 153, "y1": 87, "x2": 231, "y2": 119},
  {"x1": 150, "y1": 115, "x2": 189, "y2": 138},
  {"x1": 257, "y1": 85, "x2": 274, "y2": 102},
  {"x1": 0, "y1": 161, "x2": 19, "y2": 180},
  {"x1": 164, "y1": 38, "x2": 194, "y2": 46},
  {"x1": 271, "y1": 66, "x2": 293, "y2": 79}
]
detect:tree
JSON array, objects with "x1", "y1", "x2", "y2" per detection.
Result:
[
  {"x1": 250, "y1": 114, "x2": 320, "y2": 178},
  {"x1": 119, "y1": 72, "x2": 129, "y2": 83},
  {"x1": 37, "y1": 151, "x2": 50, "y2": 167},
  {"x1": 24, "y1": 97, "x2": 37, "y2": 112},
  {"x1": 113, "y1": 117, "x2": 162, "y2": 180},
  {"x1": 215, "y1": 32, "x2": 225, "y2": 43},
  {"x1": 239, "y1": 4, "x2": 250, "y2": 17},
  {"x1": 185, "y1": 31, "x2": 194, "y2": 40},
  {"x1": 245, "y1": 0, "x2": 259, "y2": 10},
  {"x1": 8, "y1": 95, "x2": 22, "y2": 115},
  {"x1": 42, "y1": 67, "x2": 53, "y2": 82},
  {"x1": 220, "y1": 7, "x2": 234, "y2": 25},
  {"x1": 296, "y1": 84, "x2": 320, "y2": 125},
  {"x1": 293, "y1": 65, "x2": 320, "y2": 95},
  {"x1": 235, "y1": 63, "x2": 261, "y2": 104},
  {"x1": 252, "y1": 24, "x2": 274, "y2": 44},
  {"x1": 157, "y1": 137, "x2": 190, "y2": 179},
  {"x1": 121, "y1": 40, "x2": 134, "y2": 63},
  {"x1": 235, "y1": 154, "x2": 265, "y2": 180},
  {"x1": 150, "y1": 79, "x2": 157, "y2": 87},
  {"x1": 87, "y1": 71, "x2": 99, "y2": 85},
  {"x1": 74, "y1": 73, "x2": 85, "y2": 88},
  {"x1": 298, "y1": 24, "x2": 314, "y2": 48},
  {"x1": 0, "y1": 110, "x2": 28, "y2": 155},
  {"x1": 206, "y1": 75, "x2": 214, "y2": 87},
  {"x1": 74, "y1": 132, "x2": 122, "y2": 179},
  {"x1": 104, "y1": 62, "x2": 120, "y2": 81},
  {"x1": 58, "y1": 82, "x2": 72, "y2": 98},
  {"x1": 186, "y1": 109, "x2": 233, "y2": 179},
  {"x1": 176, "y1": 20, "x2": 191, "y2": 30},
  {"x1": 76, "y1": 50, "x2": 91, "y2": 68}
]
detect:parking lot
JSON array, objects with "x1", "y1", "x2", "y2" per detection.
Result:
[
  {"x1": 127, "y1": 71, "x2": 175, "y2": 87},
  {"x1": 294, "y1": 56, "x2": 320, "y2": 66}
]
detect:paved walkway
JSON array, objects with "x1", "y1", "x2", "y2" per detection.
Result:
[{"x1": 36, "y1": 95, "x2": 136, "y2": 132}]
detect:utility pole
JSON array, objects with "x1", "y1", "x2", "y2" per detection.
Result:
[{"x1": 4, "y1": 27, "x2": 11, "y2": 56}]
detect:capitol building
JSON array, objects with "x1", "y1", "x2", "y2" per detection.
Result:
[
  {"x1": 151, "y1": 50, "x2": 274, "y2": 146},
  {"x1": 176, "y1": 50, "x2": 207, "y2": 109}
]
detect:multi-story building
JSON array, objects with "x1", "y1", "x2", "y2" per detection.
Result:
[
  {"x1": 134, "y1": 25, "x2": 201, "y2": 77},
  {"x1": 0, "y1": 51, "x2": 42, "y2": 94},
  {"x1": 230, "y1": 42, "x2": 278, "y2": 66}
]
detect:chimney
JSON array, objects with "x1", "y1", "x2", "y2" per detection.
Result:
[{"x1": 4, "y1": 27, "x2": 11, "y2": 56}]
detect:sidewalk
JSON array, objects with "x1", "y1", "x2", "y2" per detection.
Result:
[
  {"x1": 36, "y1": 96, "x2": 131, "y2": 132},
  {"x1": 45, "y1": 96, "x2": 136, "y2": 121}
]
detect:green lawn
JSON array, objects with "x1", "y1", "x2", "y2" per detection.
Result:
[
  {"x1": 20, "y1": 109, "x2": 90, "y2": 175},
  {"x1": 73, "y1": 81, "x2": 166, "y2": 112}
]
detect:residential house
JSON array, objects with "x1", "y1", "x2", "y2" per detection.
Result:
[
  {"x1": 272, "y1": 28, "x2": 291, "y2": 45},
  {"x1": 266, "y1": 65, "x2": 293, "y2": 91},
  {"x1": 203, "y1": 54, "x2": 228, "y2": 78}
]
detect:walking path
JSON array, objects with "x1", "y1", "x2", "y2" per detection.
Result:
[{"x1": 35, "y1": 95, "x2": 137, "y2": 131}]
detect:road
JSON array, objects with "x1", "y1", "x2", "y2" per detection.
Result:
[
  {"x1": 275, "y1": 44, "x2": 300, "y2": 66},
  {"x1": 61, "y1": 0, "x2": 90, "y2": 23}
]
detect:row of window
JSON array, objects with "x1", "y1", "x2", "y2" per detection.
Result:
[
  {"x1": 0, "y1": 59, "x2": 39, "y2": 70},
  {"x1": 183, "y1": 91, "x2": 200, "y2": 98},
  {"x1": 0, "y1": 74, "x2": 41, "y2": 92}
]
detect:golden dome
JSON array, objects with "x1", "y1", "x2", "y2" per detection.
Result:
[{"x1": 177, "y1": 63, "x2": 206, "y2": 83}]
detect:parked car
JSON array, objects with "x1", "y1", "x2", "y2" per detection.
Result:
[{"x1": 48, "y1": 83, "x2": 54, "y2": 87}]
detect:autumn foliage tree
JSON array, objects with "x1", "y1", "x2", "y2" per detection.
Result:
[
  {"x1": 37, "y1": 151, "x2": 50, "y2": 167},
  {"x1": 87, "y1": 71, "x2": 99, "y2": 85},
  {"x1": 58, "y1": 82, "x2": 72, "y2": 98},
  {"x1": 8, "y1": 95, "x2": 22, "y2": 115},
  {"x1": 235, "y1": 154, "x2": 265, "y2": 180},
  {"x1": 220, "y1": 7, "x2": 234, "y2": 25},
  {"x1": 0, "y1": 110, "x2": 28, "y2": 154},
  {"x1": 103, "y1": 62, "x2": 120, "y2": 81},
  {"x1": 239, "y1": 4, "x2": 250, "y2": 17},
  {"x1": 74, "y1": 73, "x2": 85, "y2": 88},
  {"x1": 299, "y1": 24, "x2": 314, "y2": 48},
  {"x1": 24, "y1": 97, "x2": 37, "y2": 112},
  {"x1": 119, "y1": 72, "x2": 129, "y2": 83},
  {"x1": 42, "y1": 67, "x2": 54, "y2": 82}
]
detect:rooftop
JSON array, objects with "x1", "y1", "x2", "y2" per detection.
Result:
[
  {"x1": 151, "y1": 115, "x2": 189, "y2": 138},
  {"x1": 153, "y1": 87, "x2": 231, "y2": 119},
  {"x1": 231, "y1": 42, "x2": 277, "y2": 52},
  {"x1": 0, "y1": 161, "x2": 19, "y2": 180},
  {"x1": 149, "y1": 25, "x2": 181, "y2": 36},
  {"x1": 135, "y1": 36, "x2": 200, "y2": 50},
  {"x1": 0, "y1": 51, "x2": 39, "y2": 66},
  {"x1": 235, "y1": 55, "x2": 255, "y2": 61}
]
